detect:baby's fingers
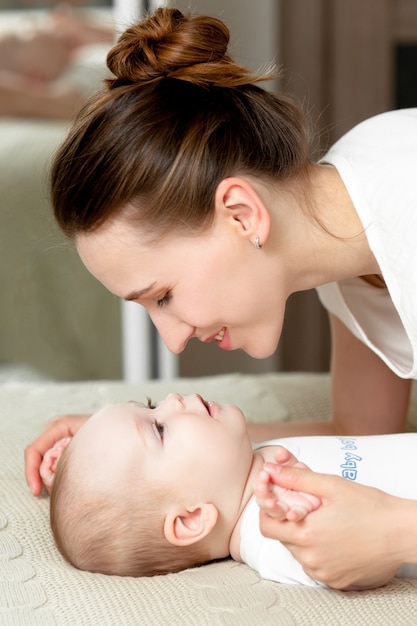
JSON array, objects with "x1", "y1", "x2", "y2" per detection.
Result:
[
  {"x1": 273, "y1": 446, "x2": 297, "y2": 465},
  {"x1": 285, "y1": 506, "x2": 311, "y2": 522},
  {"x1": 254, "y1": 470, "x2": 273, "y2": 505},
  {"x1": 255, "y1": 470, "x2": 290, "y2": 520},
  {"x1": 258, "y1": 498, "x2": 291, "y2": 520}
]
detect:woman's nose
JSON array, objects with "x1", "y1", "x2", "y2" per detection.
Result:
[{"x1": 151, "y1": 315, "x2": 195, "y2": 354}]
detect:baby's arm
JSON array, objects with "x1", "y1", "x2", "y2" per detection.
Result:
[{"x1": 255, "y1": 446, "x2": 321, "y2": 522}]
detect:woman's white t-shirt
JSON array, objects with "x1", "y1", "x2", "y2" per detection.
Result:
[{"x1": 316, "y1": 109, "x2": 417, "y2": 378}]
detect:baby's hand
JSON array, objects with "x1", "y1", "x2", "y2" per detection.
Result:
[{"x1": 255, "y1": 446, "x2": 321, "y2": 522}]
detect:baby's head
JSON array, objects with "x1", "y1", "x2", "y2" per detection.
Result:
[{"x1": 49, "y1": 393, "x2": 254, "y2": 576}]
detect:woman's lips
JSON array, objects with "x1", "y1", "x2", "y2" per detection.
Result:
[
  {"x1": 204, "y1": 327, "x2": 232, "y2": 350},
  {"x1": 216, "y1": 327, "x2": 232, "y2": 350},
  {"x1": 204, "y1": 327, "x2": 224, "y2": 343}
]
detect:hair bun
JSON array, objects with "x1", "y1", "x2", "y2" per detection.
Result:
[{"x1": 107, "y1": 7, "x2": 273, "y2": 88}]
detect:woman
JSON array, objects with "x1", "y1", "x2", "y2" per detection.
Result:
[{"x1": 25, "y1": 7, "x2": 417, "y2": 589}]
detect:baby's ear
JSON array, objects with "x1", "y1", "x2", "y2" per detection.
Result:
[
  {"x1": 163, "y1": 503, "x2": 218, "y2": 546},
  {"x1": 39, "y1": 437, "x2": 72, "y2": 493}
]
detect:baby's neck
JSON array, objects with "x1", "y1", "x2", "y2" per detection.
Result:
[{"x1": 228, "y1": 446, "x2": 277, "y2": 561}]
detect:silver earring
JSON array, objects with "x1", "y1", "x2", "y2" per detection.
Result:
[{"x1": 254, "y1": 235, "x2": 262, "y2": 249}]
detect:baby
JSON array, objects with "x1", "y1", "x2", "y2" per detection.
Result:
[{"x1": 41, "y1": 393, "x2": 417, "y2": 586}]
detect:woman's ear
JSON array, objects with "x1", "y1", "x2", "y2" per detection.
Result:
[
  {"x1": 214, "y1": 177, "x2": 271, "y2": 247},
  {"x1": 163, "y1": 503, "x2": 218, "y2": 547}
]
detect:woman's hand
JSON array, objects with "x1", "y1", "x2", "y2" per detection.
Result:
[
  {"x1": 259, "y1": 464, "x2": 410, "y2": 589},
  {"x1": 25, "y1": 414, "x2": 89, "y2": 496}
]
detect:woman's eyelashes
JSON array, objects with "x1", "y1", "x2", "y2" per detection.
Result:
[{"x1": 157, "y1": 291, "x2": 172, "y2": 308}]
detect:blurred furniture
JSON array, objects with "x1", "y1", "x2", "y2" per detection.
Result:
[
  {"x1": 0, "y1": 10, "x2": 123, "y2": 381},
  {"x1": 121, "y1": 301, "x2": 178, "y2": 381},
  {"x1": 0, "y1": 117, "x2": 123, "y2": 380}
]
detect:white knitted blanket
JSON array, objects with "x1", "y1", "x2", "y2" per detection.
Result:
[{"x1": 1, "y1": 373, "x2": 417, "y2": 625}]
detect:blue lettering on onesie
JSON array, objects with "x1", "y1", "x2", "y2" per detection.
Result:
[{"x1": 338, "y1": 438, "x2": 362, "y2": 480}]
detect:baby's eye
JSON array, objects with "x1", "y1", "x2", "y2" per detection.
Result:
[
  {"x1": 157, "y1": 291, "x2": 172, "y2": 308},
  {"x1": 153, "y1": 420, "x2": 165, "y2": 440}
]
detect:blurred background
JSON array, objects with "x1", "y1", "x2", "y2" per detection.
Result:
[{"x1": 1, "y1": 0, "x2": 416, "y2": 381}]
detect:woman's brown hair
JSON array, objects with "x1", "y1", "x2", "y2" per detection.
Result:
[{"x1": 51, "y1": 7, "x2": 311, "y2": 240}]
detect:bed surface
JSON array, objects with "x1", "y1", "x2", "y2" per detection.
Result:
[{"x1": 1, "y1": 372, "x2": 417, "y2": 625}]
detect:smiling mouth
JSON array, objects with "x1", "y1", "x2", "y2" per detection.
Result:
[
  {"x1": 214, "y1": 327, "x2": 226, "y2": 343},
  {"x1": 204, "y1": 327, "x2": 226, "y2": 343}
]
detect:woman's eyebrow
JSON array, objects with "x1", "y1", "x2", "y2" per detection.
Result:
[{"x1": 124, "y1": 282, "x2": 156, "y2": 301}]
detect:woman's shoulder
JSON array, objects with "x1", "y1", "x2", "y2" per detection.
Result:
[
  {"x1": 330, "y1": 108, "x2": 417, "y2": 151},
  {"x1": 320, "y1": 108, "x2": 417, "y2": 190}
]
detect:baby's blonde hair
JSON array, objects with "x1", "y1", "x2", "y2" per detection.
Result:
[{"x1": 50, "y1": 443, "x2": 211, "y2": 576}]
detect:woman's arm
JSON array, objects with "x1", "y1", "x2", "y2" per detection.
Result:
[
  {"x1": 249, "y1": 314, "x2": 412, "y2": 441},
  {"x1": 329, "y1": 314, "x2": 411, "y2": 434},
  {"x1": 25, "y1": 414, "x2": 89, "y2": 495}
]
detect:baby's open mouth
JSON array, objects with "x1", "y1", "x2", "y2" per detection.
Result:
[{"x1": 197, "y1": 394, "x2": 215, "y2": 417}]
